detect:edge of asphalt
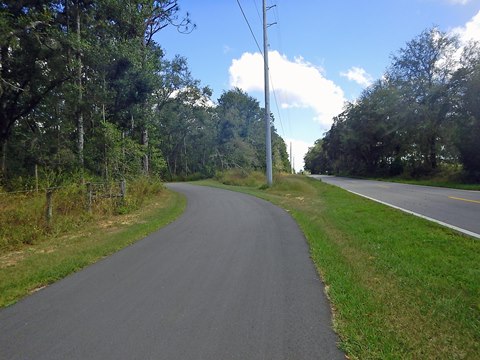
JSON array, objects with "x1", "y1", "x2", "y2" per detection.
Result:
[{"x1": 346, "y1": 189, "x2": 480, "y2": 240}]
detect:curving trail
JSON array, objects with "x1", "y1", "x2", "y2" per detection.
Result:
[{"x1": 0, "y1": 183, "x2": 344, "y2": 360}]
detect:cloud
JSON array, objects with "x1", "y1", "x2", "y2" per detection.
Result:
[
  {"x1": 229, "y1": 51, "x2": 346, "y2": 128},
  {"x1": 285, "y1": 138, "x2": 313, "y2": 172},
  {"x1": 447, "y1": 0, "x2": 470, "y2": 4},
  {"x1": 340, "y1": 66, "x2": 373, "y2": 87},
  {"x1": 452, "y1": 10, "x2": 480, "y2": 44},
  {"x1": 168, "y1": 88, "x2": 216, "y2": 108}
]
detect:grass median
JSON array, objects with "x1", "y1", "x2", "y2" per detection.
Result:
[
  {"x1": 0, "y1": 187, "x2": 186, "y2": 308},
  {"x1": 198, "y1": 173, "x2": 479, "y2": 360}
]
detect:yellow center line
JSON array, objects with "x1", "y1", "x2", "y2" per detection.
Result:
[
  {"x1": 449, "y1": 196, "x2": 480, "y2": 204},
  {"x1": 377, "y1": 185, "x2": 390, "y2": 189}
]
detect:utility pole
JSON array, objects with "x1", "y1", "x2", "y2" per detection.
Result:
[
  {"x1": 263, "y1": 0, "x2": 273, "y2": 186},
  {"x1": 289, "y1": 142, "x2": 292, "y2": 173}
]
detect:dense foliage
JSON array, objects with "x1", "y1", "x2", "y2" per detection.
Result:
[
  {"x1": 304, "y1": 28, "x2": 480, "y2": 181},
  {"x1": 0, "y1": 1, "x2": 290, "y2": 189}
]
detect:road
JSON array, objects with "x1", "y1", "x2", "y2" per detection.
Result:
[
  {"x1": 0, "y1": 183, "x2": 344, "y2": 360},
  {"x1": 311, "y1": 175, "x2": 480, "y2": 238}
]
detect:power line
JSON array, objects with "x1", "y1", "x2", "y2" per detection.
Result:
[
  {"x1": 236, "y1": 0, "x2": 263, "y2": 55},
  {"x1": 270, "y1": 0, "x2": 292, "y2": 137},
  {"x1": 270, "y1": 75, "x2": 286, "y2": 138},
  {"x1": 236, "y1": 0, "x2": 289, "y2": 174},
  {"x1": 252, "y1": 0, "x2": 263, "y2": 24}
]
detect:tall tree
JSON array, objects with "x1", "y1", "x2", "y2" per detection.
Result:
[
  {"x1": 389, "y1": 27, "x2": 458, "y2": 172},
  {"x1": 451, "y1": 42, "x2": 480, "y2": 180},
  {"x1": 0, "y1": 1, "x2": 71, "y2": 177}
]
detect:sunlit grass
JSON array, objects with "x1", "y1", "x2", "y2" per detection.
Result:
[
  {"x1": 197, "y1": 173, "x2": 480, "y2": 359},
  {"x1": 0, "y1": 178, "x2": 164, "y2": 251}
]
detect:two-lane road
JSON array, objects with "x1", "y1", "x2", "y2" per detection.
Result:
[
  {"x1": 311, "y1": 175, "x2": 480, "y2": 238},
  {"x1": 0, "y1": 183, "x2": 344, "y2": 360}
]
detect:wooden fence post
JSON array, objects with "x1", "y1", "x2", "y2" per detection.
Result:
[
  {"x1": 35, "y1": 164, "x2": 39, "y2": 193},
  {"x1": 45, "y1": 189, "x2": 53, "y2": 225},
  {"x1": 120, "y1": 179, "x2": 126, "y2": 200},
  {"x1": 86, "y1": 182, "x2": 93, "y2": 213}
]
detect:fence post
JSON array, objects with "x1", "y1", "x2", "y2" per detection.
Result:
[
  {"x1": 35, "y1": 164, "x2": 39, "y2": 193},
  {"x1": 86, "y1": 182, "x2": 93, "y2": 213},
  {"x1": 45, "y1": 189, "x2": 53, "y2": 225},
  {"x1": 120, "y1": 179, "x2": 126, "y2": 200}
]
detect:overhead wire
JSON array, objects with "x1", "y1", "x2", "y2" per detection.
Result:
[
  {"x1": 270, "y1": 75, "x2": 286, "y2": 137},
  {"x1": 235, "y1": 0, "x2": 289, "y2": 140},
  {"x1": 252, "y1": 0, "x2": 262, "y2": 24},
  {"x1": 270, "y1": 0, "x2": 292, "y2": 137},
  {"x1": 236, "y1": 0, "x2": 263, "y2": 55},
  {"x1": 265, "y1": 0, "x2": 288, "y2": 139}
]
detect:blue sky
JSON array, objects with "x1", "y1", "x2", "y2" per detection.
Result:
[{"x1": 156, "y1": 0, "x2": 480, "y2": 171}]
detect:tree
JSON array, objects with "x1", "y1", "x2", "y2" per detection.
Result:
[
  {"x1": 215, "y1": 88, "x2": 265, "y2": 170},
  {"x1": 451, "y1": 42, "x2": 480, "y2": 180},
  {"x1": 389, "y1": 27, "x2": 458, "y2": 172},
  {"x1": 0, "y1": 1, "x2": 71, "y2": 178},
  {"x1": 304, "y1": 139, "x2": 331, "y2": 174}
]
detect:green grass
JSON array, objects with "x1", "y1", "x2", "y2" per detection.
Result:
[
  {"x1": 196, "y1": 174, "x2": 480, "y2": 360},
  {"x1": 368, "y1": 171, "x2": 480, "y2": 191},
  {"x1": 0, "y1": 188, "x2": 186, "y2": 308},
  {"x1": 373, "y1": 177, "x2": 480, "y2": 191}
]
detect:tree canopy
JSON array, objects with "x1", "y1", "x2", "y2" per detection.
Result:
[
  {"x1": 0, "y1": 1, "x2": 290, "y2": 189},
  {"x1": 305, "y1": 27, "x2": 480, "y2": 181}
]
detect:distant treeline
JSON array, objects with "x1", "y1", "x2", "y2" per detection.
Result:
[
  {"x1": 0, "y1": 1, "x2": 289, "y2": 190},
  {"x1": 304, "y1": 28, "x2": 480, "y2": 181}
]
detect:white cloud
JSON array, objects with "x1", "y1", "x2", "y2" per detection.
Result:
[
  {"x1": 340, "y1": 66, "x2": 373, "y2": 87},
  {"x1": 229, "y1": 51, "x2": 346, "y2": 129},
  {"x1": 452, "y1": 10, "x2": 480, "y2": 43},
  {"x1": 168, "y1": 88, "x2": 215, "y2": 108},
  {"x1": 447, "y1": 0, "x2": 470, "y2": 5},
  {"x1": 285, "y1": 138, "x2": 313, "y2": 173}
]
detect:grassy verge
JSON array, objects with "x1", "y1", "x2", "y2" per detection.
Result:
[
  {"x1": 373, "y1": 177, "x2": 480, "y2": 191},
  {"x1": 0, "y1": 188, "x2": 185, "y2": 308},
  {"x1": 365, "y1": 169, "x2": 480, "y2": 191},
  {"x1": 197, "y1": 174, "x2": 479, "y2": 359}
]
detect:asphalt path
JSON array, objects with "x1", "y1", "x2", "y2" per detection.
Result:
[
  {"x1": 311, "y1": 175, "x2": 480, "y2": 238},
  {"x1": 0, "y1": 183, "x2": 344, "y2": 360}
]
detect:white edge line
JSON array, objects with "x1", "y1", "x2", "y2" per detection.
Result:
[{"x1": 346, "y1": 189, "x2": 480, "y2": 240}]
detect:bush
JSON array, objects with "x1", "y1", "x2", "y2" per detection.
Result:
[{"x1": 215, "y1": 169, "x2": 266, "y2": 187}]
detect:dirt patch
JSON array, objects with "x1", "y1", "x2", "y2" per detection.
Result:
[
  {"x1": 99, "y1": 213, "x2": 140, "y2": 229},
  {"x1": 0, "y1": 250, "x2": 26, "y2": 269}
]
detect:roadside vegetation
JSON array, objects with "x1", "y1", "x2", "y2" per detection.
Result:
[
  {"x1": 0, "y1": 1, "x2": 289, "y2": 308},
  {"x1": 373, "y1": 176, "x2": 480, "y2": 191},
  {"x1": 304, "y1": 28, "x2": 480, "y2": 185},
  {"x1": 2, "y1": 3, "x2": 479, "y2": 357},
  {"x1": 0, "y1": 182, "x2": 185, "y2": 307},
  {"x1": 200, "y1": 171, "x2": 480, "y2": 360}
]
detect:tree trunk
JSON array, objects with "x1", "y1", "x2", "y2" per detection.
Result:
[
  {"x1": 0, "y1": 139, "x2": 6, "y2": 178},
  {"x1": 142, "y1": 128, "x2": 149, "y2": 175},
  {"x1": 76, "y1": 0, "x2": 84, "y2": 171},
  {"x1": 429, "y1": 136, "x2": 437, "y2": 170},
  {"x1": 184, "y1": 136, "x2": 188, "y2": 176}
]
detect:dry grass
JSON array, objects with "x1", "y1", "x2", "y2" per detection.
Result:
[
  {"x1": 0, "y1": 186, "x2": 186, "y2": 307},
  {"x1": 0, "y1": 178, "x2": 162, "y2": 252}
]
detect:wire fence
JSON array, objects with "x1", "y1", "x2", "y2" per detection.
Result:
[{"x1": 0, "y1": 180, "x2": 127, "y2": 226}]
